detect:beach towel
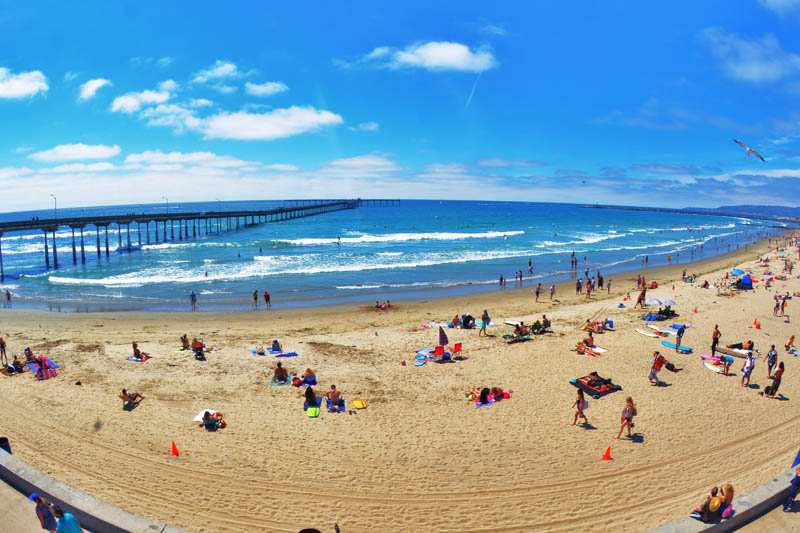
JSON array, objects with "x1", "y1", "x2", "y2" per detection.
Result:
[
  {"x1": 570, "y1": 372, "x2": 622, "y2": 399},
  {"x1": 352, "y1": 399, "x2": 367, "y2": 409},
  {"x1": 303, "y1": 397, "x2": 322, "y2": 411},
  {"x1": 127, "y1": 354, "x2": 151, "y2": 363},
  {"x1": 326, "y1": 398, "x2": 346, "y2": 413},
  {"x1": 27, "y1": 358, "x2": 60, "y2": 380},
  {"x1": 269, "y1": 373, "x2": 295, "y2": 387}
]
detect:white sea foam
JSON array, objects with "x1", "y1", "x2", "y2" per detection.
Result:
[{"x1": 273, "y1": 230, "x2": 525, "y2": 246}]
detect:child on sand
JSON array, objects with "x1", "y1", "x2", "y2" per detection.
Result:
[
  {"x1": 741, "y1": 353, "x2": 755, "y2": 388},
  {"x1": 616, "y1": 397, "x2": 637, "y2": 439},
  {"x1": 200, "y1": 411, "x2": 226, "y2": 431},
  {"x1": 120, "y1": 388, "x2": 144, "y2": 408},
  {"x1": 765, "y1": 345, "x2": 778, "y2": 378},
  {"x1": 132, "y1": 342, "x2": 149, "y2": 361},
  {"x1": 572, "y1": 389, "x2": 588, "y2": 426},
  {"x1": 479, "y1": 310, "x2": 490, "y2": 336}
]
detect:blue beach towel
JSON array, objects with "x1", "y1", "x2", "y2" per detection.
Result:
[{"x1": 326, "y1": 398, "x2": 346, "y2": 412}]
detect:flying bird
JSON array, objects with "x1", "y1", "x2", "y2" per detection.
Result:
[{"x1": 733, "y1": 139, "x2": 766, "y2": 162}]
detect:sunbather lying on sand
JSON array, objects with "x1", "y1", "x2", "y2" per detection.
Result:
[
  {"x1": 583, "y1": 320, "x2": 604, "y2": 333},
  {"x1": 200, "y1": 411, "x2": 226, "y2": 430},
  {"x1": 120, "y1": 388, "x2": 144, "y2": 407}
]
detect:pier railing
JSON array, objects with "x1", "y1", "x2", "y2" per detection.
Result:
[{"x1": 0, "y1": 199, "x2": 361, "y2": 280}]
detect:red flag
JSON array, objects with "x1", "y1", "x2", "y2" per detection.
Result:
[{"x1": 170, "y1": 441, "x2": 180, "y2": 457}]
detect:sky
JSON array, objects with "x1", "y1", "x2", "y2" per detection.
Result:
[{"x1": 2, "y1": 0, "x2": 800, "y2": 212}]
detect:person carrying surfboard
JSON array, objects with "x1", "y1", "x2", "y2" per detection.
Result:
[{"x1": 675, "y1": 325, "x2": 686, "y2": 353}]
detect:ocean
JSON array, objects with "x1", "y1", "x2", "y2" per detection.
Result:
[{"x1": 0, "y1": 200, "x2": 781, "y2": 312}]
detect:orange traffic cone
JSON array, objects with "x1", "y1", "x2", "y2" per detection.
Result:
[
  {"x1": 170, "y1": 441, "x2": 180, "y2": 457},
  {"x1": 602, "y1": 446, "x2": 612, "y2": 461},
  {"x1": 754, "y1": 319, "x2": 761, "y2": 330}
]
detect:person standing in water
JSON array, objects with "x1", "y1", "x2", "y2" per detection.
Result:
[{"x1": 263, "y1": 290, "x2": 271, "y2": 309}]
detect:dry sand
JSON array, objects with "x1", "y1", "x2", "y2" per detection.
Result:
[{"x1": 1, "y1": 236, "x2": 799, "y2": 532}]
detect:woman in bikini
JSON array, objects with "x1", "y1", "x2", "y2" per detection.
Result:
[
  {"x1": 616, "y1": 397, "x2": 637, "y2": 439},
  {"x1": 572, "y1": 389, "x2": 588, "y2": 426}
]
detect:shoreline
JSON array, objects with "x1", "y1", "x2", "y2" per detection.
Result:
[
  {"x1": 1, "y1": 234, "x2": 779, "y2": 317},
  {"x1": 0, "y1": 233, "x2": 797, "y2": 532}
]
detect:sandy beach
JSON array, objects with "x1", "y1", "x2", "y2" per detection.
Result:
[{"x1": 1, "y1": 236, "x2": 798, "y2": 532}]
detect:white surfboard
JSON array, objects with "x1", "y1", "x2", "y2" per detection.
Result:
[{"x1": 636, "y1": 328, "x2": 660, "y2": 338}]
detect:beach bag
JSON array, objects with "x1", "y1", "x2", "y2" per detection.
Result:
[
  {"x1": 306, "y1": 407, "x2": 320, "y2": 418},
  {"x1": 292, "y1": 376, "x2": 302, "y2": 387},
  {"x1": 352, "y1": 399, "x2": 367, "y2": 409}
]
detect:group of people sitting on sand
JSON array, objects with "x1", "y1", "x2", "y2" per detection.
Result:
[
  {"x1": 465, "y1": 386, "x2": 511, "y2": 405},
  {"x1": 582, "y1": 318, "x2": 613, "y2": 333},
  {"x1": 304, "y1": 383, "x2": 347, "y2": 413},
  {"x1": 271, "y1": 362, "x2": 317, "y2": 387},
  {"x1": 691, "y1": 483, "x2": 735, "y2": 523},
  {"x1": 180, "y1": 334, "x2": 206, "y2": 361},
  {"x1": 199, "y1": 410, "x2": 227, "y2": 431},
  {"x1": 374, "y1": 300, "x2": 392, "y2": 311},
  {"x1": 510, "y1": 316, "x2": 552, "y2": 338}
]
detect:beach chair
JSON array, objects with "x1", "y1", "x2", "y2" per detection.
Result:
[
  {"x1": 452, "y1": 343, "x2": 462, "y2": 355},
  {"x1": 433, "y1": 345, "x2": 445, "y2": 357}
]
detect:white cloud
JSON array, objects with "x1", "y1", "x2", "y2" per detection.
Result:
[
  {"x1": 29, "y1": 143, "x2": 121, "y2": 162},
  {"x1": 209, "y1": 83, "x2": 237, "y2": 94},
  {"x1": 245, "y1": 81, "x2": 289, "y2": 97},
  {"x1": 189, "y1": 98, "x2": 213, "y2": 108},
  {"x1": 14, "y1": 146, "x2": 33, "y2": 154},
  {"x1": 362, "y1": 41, "x2": 497, "y2": 72},
  {"x1": 265, "y1": 163, "x2": 299, "y2": 172},
  {"x1": 702, "y1": 27, "x2": 800, "y2": 83},
  {"x1": 479, "y1": 23, "x2": 509, "y2": 37},
  {"x1": 131, "y1": 56, "x2": 175, "y2": 68},
  {"x1": 193, "y1": 60, "x2": 239, "y2": 83},
  {"x1": 110, "y1": 80, "x2": 176, "y2": 113},
  {"x1": 349, "y1": 121, "x2": 379, "y2": 132},
  {"x1": 0, "y1": 67, "x2": 49, "y2": 98},
  {"x1": 140, "y1": 104, "x2": 202, "y2": 133},
  {"x1": 124, "y1": 150, "x2": 256, "y2": 169},
  {"x1": 759, "y1": 0, "x2": 800, "y2": 14},
  {"x1": 320, "y1": 155, "x2": 400, "y2": 178},
  {"x1": 42, "y1": 162, "x2": 117, "y2": 174},
  {"x1": 78, "y1": 78, "x2": 112, "y2": 101},
  {"x1": 201, "y1": 106, "x2": 343, "y2": 140}
]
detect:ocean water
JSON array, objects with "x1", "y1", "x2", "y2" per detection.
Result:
[{"x1": 0, "y1": 200, "x2": 780, "y2": 312}]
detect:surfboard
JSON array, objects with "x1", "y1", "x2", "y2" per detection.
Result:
[
  {"x1": 704, "y1": 361, "x2": 725, "y2": 374},
  {"x1": 661, "y1": 340, "x2": 693, "y2": 353},
  {"x1": 647, "y1": 325, "x2": 675, "y2": 336},
  {"x1": 636, "y1": 328, "x2": 660, "y2": 338},
  {"x1": 670, "y1": 323, "x2": 691, "y2": 329},
  {"x1": 589, "y1": 346, "x2": 608, "y2": 354}
]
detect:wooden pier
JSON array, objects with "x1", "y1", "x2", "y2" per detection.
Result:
[{"x1": 0, "y1": 199, "x2": 361, "y2": 281}]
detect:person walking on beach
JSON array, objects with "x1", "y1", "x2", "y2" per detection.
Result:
[
  {"x1": 765, "y1": 344, "x2": 778, "y2": 378},
  {"x1": 616, "y1": 397, "x2": 637, "y2": 439},
  {"x1": 784, "y1": 465, "x2": 800, "y2": 512},
  {"x1": 675, "y1": 324, "x2": 686, "y2": 353},
  {"x1": 711, "y1": 324, "x2": 721, "y2": 356},
  {"x1": 252, "y1": 289, "x2": 259, "y2": 309},
  {"x1": 30, "y1": 493, "x2": 57, "y2": 532},
  {"x1": 572, "y1": 389, "x2": 588, "y2": 426},
  {"x1": 53, "y1": 505, "x2": 82, "y2": 533},
  {"x1": 634, "y1": 287, "x2": 647, "y2": 309},
  {"x1": 479, "y1": 309, "x2": 491, "y2": 336},
  {"x1": 0, "y1": 335, "x2": 7, "y2": 367},
  {"x1": 607, "y1": 279, "x2": 612, "y2": 294},
  {"x1": 4, "y1": 289, "x2": 10, "y2": 308},
  {"x1": 190, "y1": 291, "x2": 197, "y2": 312},
  {"x1": 534, "y1": 283, "x2": 541, "y2": 302},
  {"x1": 741, "y1": 352, "x2": 755, "y2": 388},
  {"x1": 648, "y1": 351, "x2": 666, "y2": 385},
  {"x1": 549, "y1": 284, "x2": 556, "y2": 300},
  {"x1": 576, "y1": 278, "x2": 582, "y2": 295},
  {"x1": 263, "y1": 290, "x2": 271, "y2": 309}
]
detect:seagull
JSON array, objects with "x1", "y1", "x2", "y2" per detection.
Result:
[{"x1": 733, "y1": 139, "x2": 766, "y2": 162}]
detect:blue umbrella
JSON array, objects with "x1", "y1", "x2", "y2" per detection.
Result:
[{"x1": 730, "y1": 268, "x2": 745, "y2": 276}]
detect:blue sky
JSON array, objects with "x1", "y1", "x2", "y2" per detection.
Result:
[{"x1": 2, "y1": 0, "x2": 800, "y2": 211}]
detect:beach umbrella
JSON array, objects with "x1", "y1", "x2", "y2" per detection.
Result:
[
  {"x1": 730, "y1": 268, "x2": 745, "y2": 276},
  {"x1": 645, "y1": 298, "x2": 663, "y2": 307},
  {"x1": 438, "y1": 326, "x2": 449, "y2": 347},
  {"x1": 660, "y1": 299, "x2": 677, "y2": 307}
]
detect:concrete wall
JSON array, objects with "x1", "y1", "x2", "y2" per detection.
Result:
[
  {"x1": 650, "y1": 471, "x2": 794, "y2": 532},
  {"x1": 0, "y1": 449, "x2": 186, "y2": 533}
]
